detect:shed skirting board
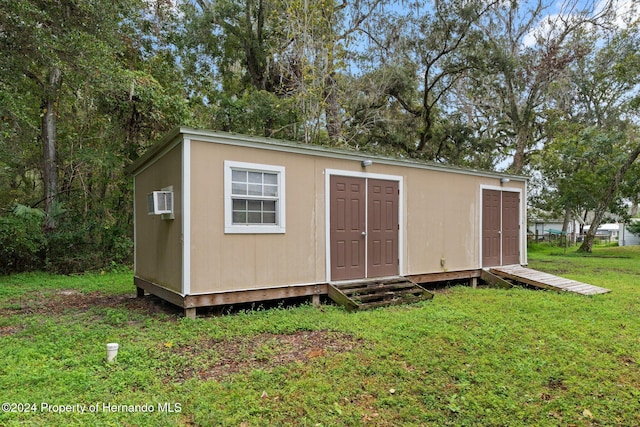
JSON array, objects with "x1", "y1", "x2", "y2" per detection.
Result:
[
  {"x1": 136, "y1": 269, "x2": 489, "y2": 315},
  {"x1": 407, "y1": 269, "x2": 482, "y2": 284},
  {"x1": 134, "y1": 277, "x2": 186, "y2": 307},
  {"x1": 184, "y1": 284, "x2": 328, "y2": 308},
  {"x1": 135, "y1": 276, "x2": 327, "y2": 309}
]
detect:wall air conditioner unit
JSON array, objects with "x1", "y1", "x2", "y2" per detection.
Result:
[{"x1": 147, "y1": 187, "x2": 174, "y2": 219}]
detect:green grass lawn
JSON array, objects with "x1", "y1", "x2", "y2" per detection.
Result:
[{"x1": 1, "y1": 245, "x2": 640, "y2": 426}]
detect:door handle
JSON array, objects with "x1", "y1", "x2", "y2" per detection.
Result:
[{"x1": 361, "y1": 231, "x2": 367, "y2": 236}]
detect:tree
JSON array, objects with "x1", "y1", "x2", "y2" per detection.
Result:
[
  {"x1": 343, "y1": 0, "x2": 494, "y2": 164},
  {"x1": 627, "y1": 218, "x2": 640, "y2": 236},
  {"x1": 0, "y1": 0, "x2": 133, "y2": 229},
  {"x1": 578, "y1": 130, "x2": 640, "y2": 252},
  {"x1": 0, "y1": 0, "x2": 190, "y2": 272},
  {"x1": 389, "y1": 0, "x2": 490, "y2": 159},
  {"x1": 531, "y1": 23, "x2": 640, "y2": 252},
  {"x1": 469, "y1": 0, "x2": 611, "y2": 173},
  {"x1": 178, "y1": 0, "x2": 302, "y2": 138},
  {"x1": 577, "y1": 26, "x2": 639, "y2": 253},
  {"x1": 180, "y1": 0, "x2": 388, "y2": 144},
  {"x1": 536, "y1": 126, "x2": 639, "y2": 242}
]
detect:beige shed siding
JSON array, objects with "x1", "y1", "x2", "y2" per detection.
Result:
[
  {"x1": 404, "y1": 169, "x2": 477, "y2": 273},
  {"x1": 404, "y1": 171, "x2": 525, "y2": 273},
  {"x1": 189, "y1": 141, "x2": 325, "y2": 294},
  {"x1": 188, "y1": 137, "x2": 525, "y2": 293},
  {"x1": 134, "y1": 144, "x2": 183, "y2": 292}
]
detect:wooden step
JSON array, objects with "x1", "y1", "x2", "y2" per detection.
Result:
[
  {"x1": 480, "y1": 269, "x2": 514, "y2": 289},
  {"x1": 328, "y1": 278, "x2": 434, "y2": 311},
  {"x1": 337, "y1": 281, "x2": 418, "y2": 296},
  {"x1": 355, "y1": 287, "x2": 427, "y2": 303}
]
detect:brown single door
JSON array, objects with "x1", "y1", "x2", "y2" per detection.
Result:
[
  {"x1": 330, "y1": 176, "x2": 366, "y2": 280},
  {"x1": 367, "y1": 179, "x2": 399, "y2": 278},
  {"x1": 501, "y1": 191, "x2": 520, "y2": 265},
  {"x1": 482, "y1": 189, "x2": 501, "y2": 267}
]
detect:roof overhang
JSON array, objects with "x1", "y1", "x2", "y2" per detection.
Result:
[{"x1": 127, "y1": 127, "x2": 528, "y2": 182}]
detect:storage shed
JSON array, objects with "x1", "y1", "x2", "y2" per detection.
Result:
[{"x1": 129, "y1": 128, "x2": 528, "y2": 317}]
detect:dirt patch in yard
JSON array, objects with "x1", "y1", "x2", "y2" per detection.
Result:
[
  {"x1": 166, "y1": 330, "x2": 362, "y2": 382},
  {"x1": 1, "y1": 291, "x2": 362, "y2": 379},
  {"x1": 0, "y1": 290, "x2": 181, "y2": 318},
  {"x1": 0, "y1": 324, "x2": 25, "y2": 336}
]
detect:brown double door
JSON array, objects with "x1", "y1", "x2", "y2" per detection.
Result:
[
  {"x1": 330, "y1": 176, "x2": 399, "y2": 281},
  {"x1": 482, "y1": 189, "x2": 520, "y2": 267}
]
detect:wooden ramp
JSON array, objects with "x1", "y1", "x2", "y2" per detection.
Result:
[
  {"x1": 489, "y1": 266, "x2": 610, "y2": 295},
  {"x1": 328, "y1": 277, "x2": 434, "y2": 311}
]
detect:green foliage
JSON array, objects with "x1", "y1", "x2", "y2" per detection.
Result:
[
  {"x1": 0, "y1": 205, "x2": 46, "y2": 274},
  {"x1": 344, "y1": 0, "x2": 496, "y2": 164},
  {"x1": 534, "y1": 127, "x2": 631, "y2": 216},
  {"x1": 207, "y1": 90, "x2": 302, "y2": 140},
  {"x1": 177, "y1": 0, "x2": 350, "y2": 143},
  {"x1": 44, "y1": 202, "x2": 133, "y2": 274},
  {"x1": 0, "y1": 202, "x2": 133, "y2": 275},
  {"x1": 626, "y1": 220, "x2": 640, "y2": 235},
  {"x1": 0, "y1": 0, "x2": 188, "y2": 273},
  {"x1": 531, "y1": 25, "x2": 640, "y2": 244}
]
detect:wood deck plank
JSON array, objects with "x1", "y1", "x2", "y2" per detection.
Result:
[
  {"x1": 353, "y1": 288, "x2": 430, "y2": 303},
  {"x1": 328, "y1": 278, "x2": 433, "y2": 310},
  {"x1": 327, "y1": 285, "x2": 359, "y2": 312},
  {"x1": 338, "y1": 282, "x2": 417, "y2": 295},
  {"x1": 563, "y1": 284, "x2": 607, "y2": 293},
  {"x1": 489, "y1": 266, "x2": 610, "y2": 295}
]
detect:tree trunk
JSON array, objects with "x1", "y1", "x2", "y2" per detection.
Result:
[
  {"x1": 243, "y1": 0, "x2": 268, "y2": 91},
  {"x1": 510, "y1": 125, "x2": 528, "y2": 174},
  {"x1": 324, "y1": 71, "x2": 342, "y2": 144},
  {"x1": 42, "y1": 67, "x2": 62, "y2": 231},
  {"x1": 562, "y1": 206, "x2": 572, "y2": 245},
  {"x1": 416, "y1": 108, "x2": 434, "y2": 158},
  {"x1": 561, "y1": 207, "x2": 571, "y2": 234},
  {"x1": 416, "y1": 66, "x2": 435, "y2": 158},
  {"x1": 322, "y1": 6, "x2": 341, "y2": 146},
  {"x1": 578, "y1": 133, "x2": 640, "y2": 252}
]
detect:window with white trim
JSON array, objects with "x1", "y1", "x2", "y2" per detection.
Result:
[{"x1": 224, "y1": 161, "x2": 285, "y2": 233}]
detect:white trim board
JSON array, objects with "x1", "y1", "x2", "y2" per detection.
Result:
[{"x1": 182, "y1": 137, "x2": 191, "y2": 295}]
